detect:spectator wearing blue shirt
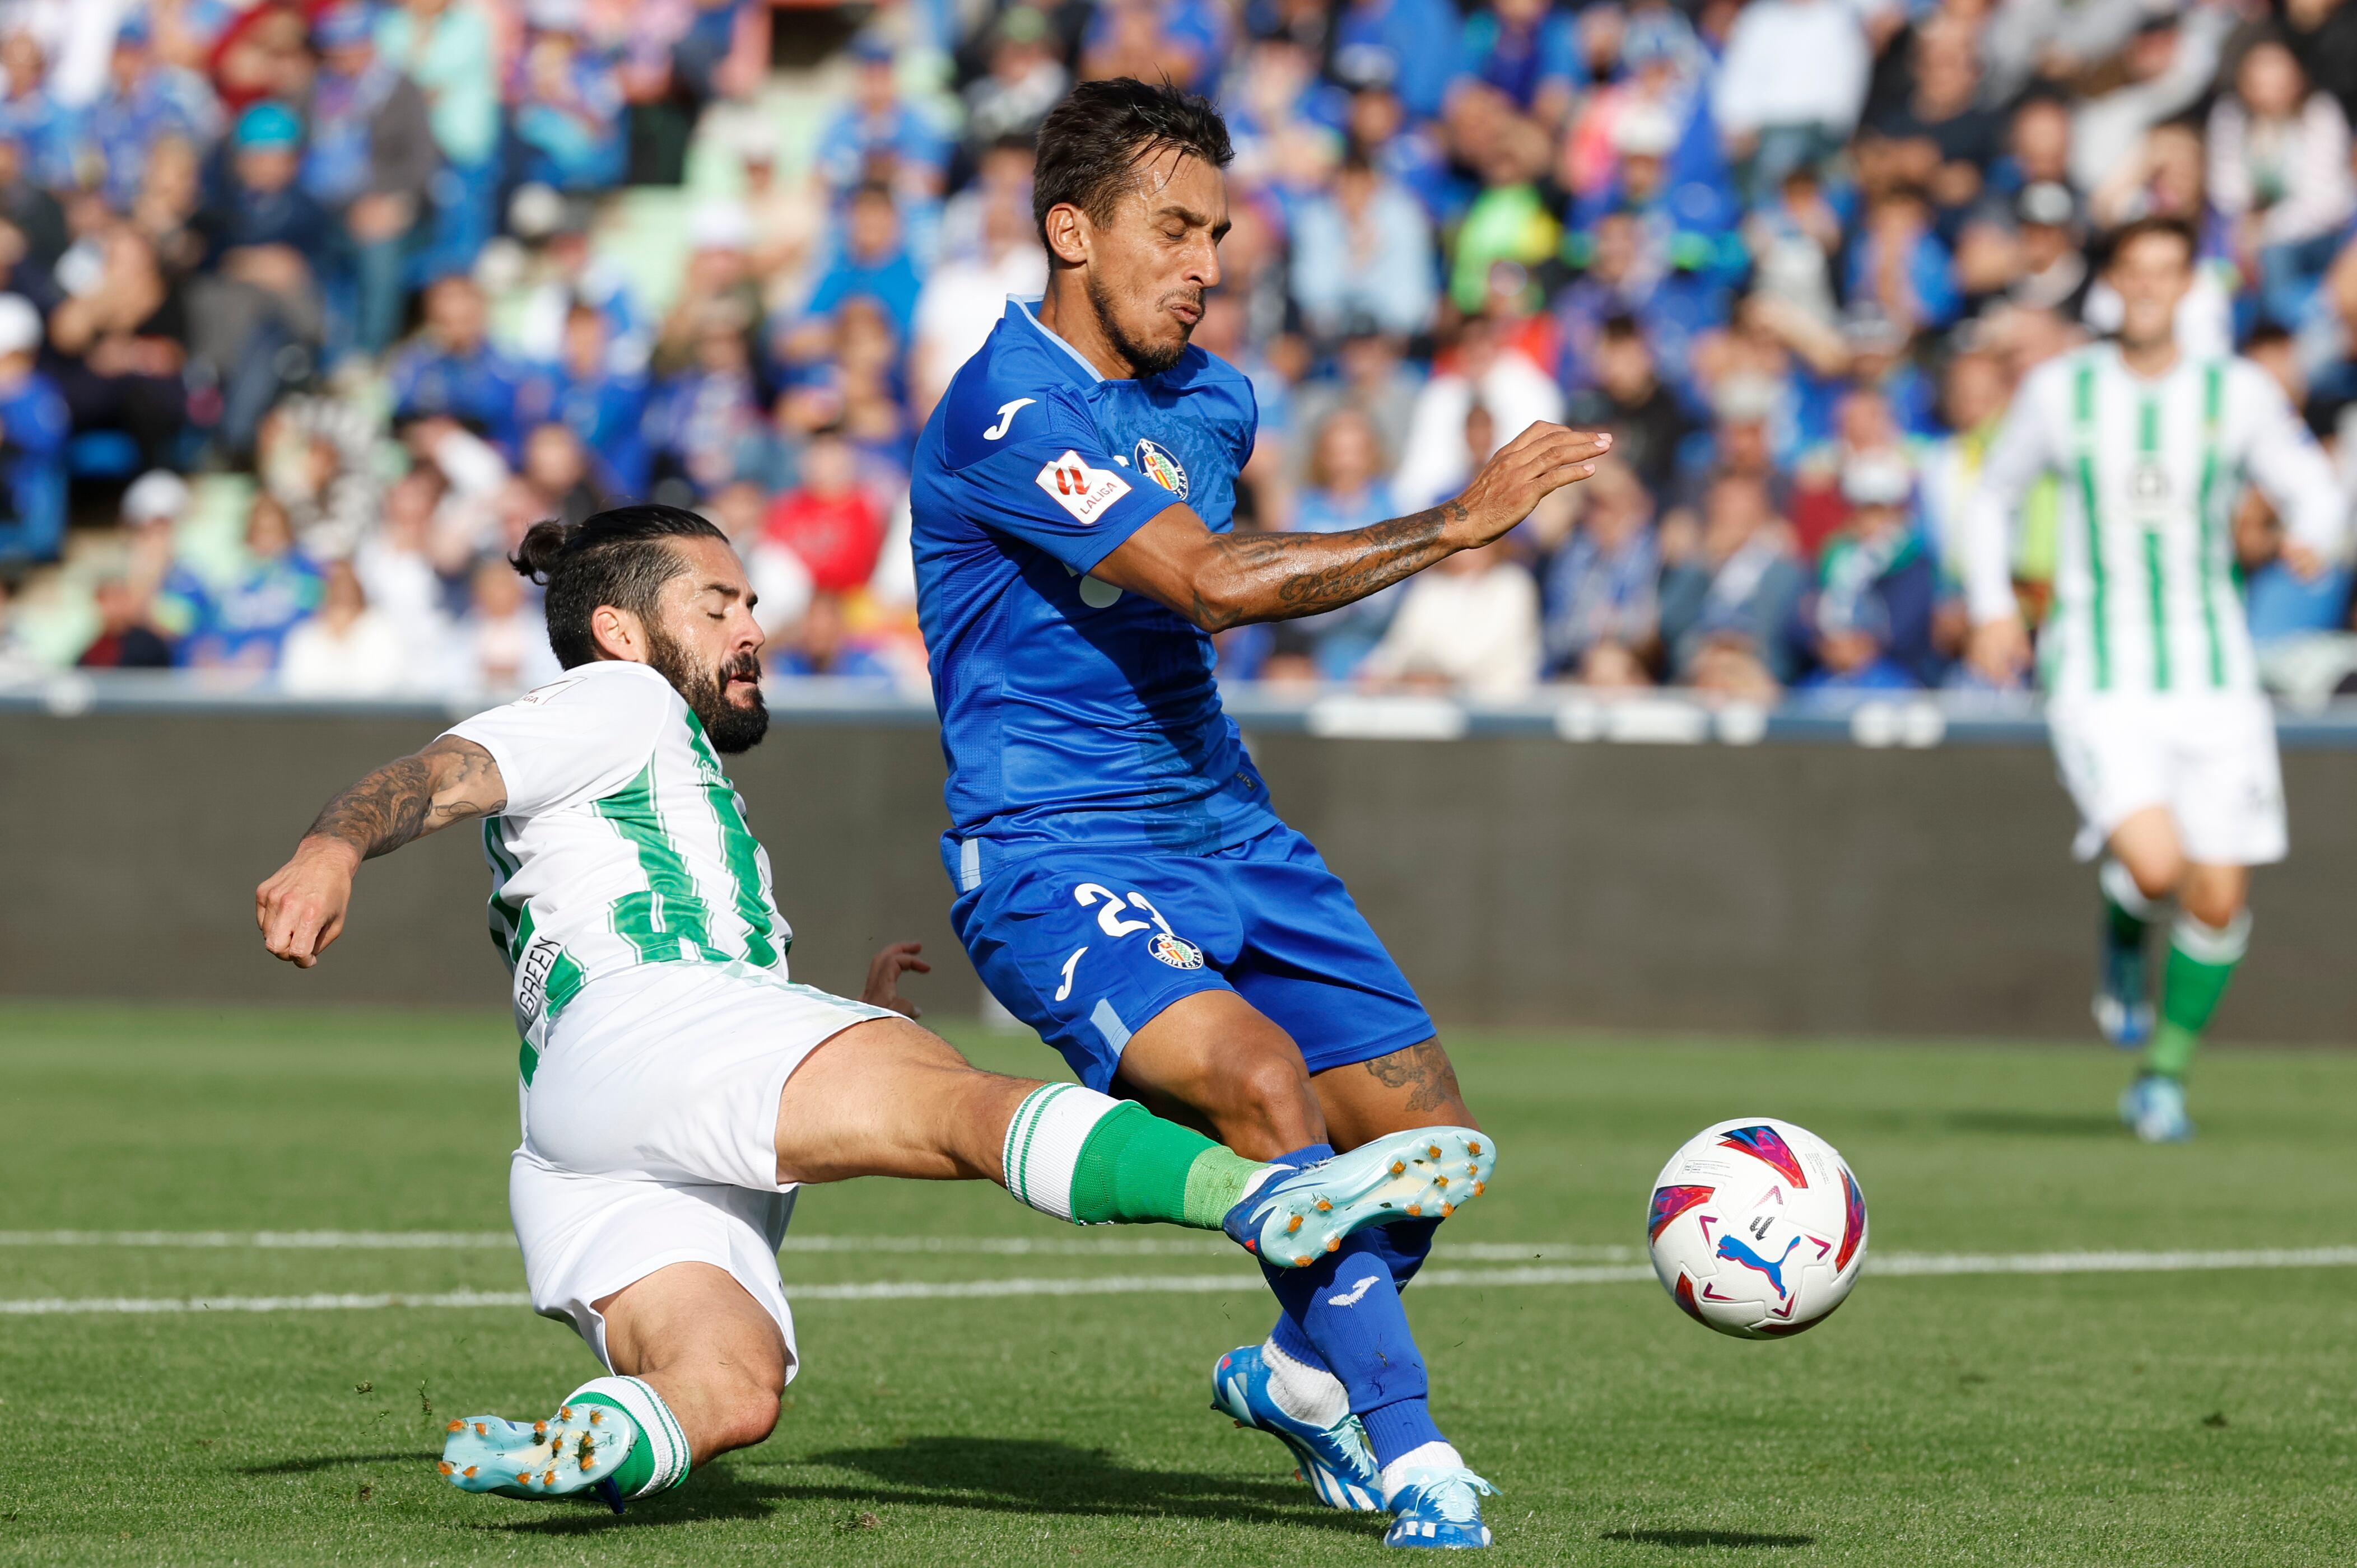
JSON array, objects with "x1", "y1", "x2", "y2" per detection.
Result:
[
  {"x1": 1543, "y1": 460, "x2": 1662, "y2": 685},
  {"x1": 1334, "y1": 0, "x2": 1463, "y2": 123},
  {"x1": 644, "y1": 302, "x2": 766, "y2": 497},
  {"x1": 192, "y1": 102, "x2": 333, "y2": 460},
  {"x1": 519, "y1": 302, "x2": 652, "y2": 497},
  {"x1": 303, "y1": 6, "x2": 440, "y2": 358},
  {"x1": 156, "y1": 492, "x2": 323, "y2": 670},
  {"x1": 510, "y1": 20, "x2": 628, "y2": 192},
  {"x1": 86, "y1": 19, "x2": 222, "y2": 212},
  {"x1": 1844, "y1": 186, "x2": 1962, "y2": 335},
  {"x1": 814, "y1": 36, "x2": 951, "y2": 203},
  {"x1": 0, "y1": 33, "x2": 78, "y2": 193},
  {"x1": 1796, "y1": 457, "x2": 1943, "y2": 690},
  {"x1": 1461, "y1": 0, "x2": 1583, "y2": 129},
  {"x1": 0, "y1": 293, "x2": 67, "y2": 567},
  {"x1": 800, "y1": 184, "x2": 925, "y2": 341},
  {"x1": 389, "y1": 274, "x2": 527, "y2": 452},
  {"x1": 1341, "y1": 66, "x2": 1457, "y2": 223},
  {"x1": 1289, "y1": 155, "x2": 1438, "y2": 342},
  {"x1": 1657, "y1": 472, "x2": 1809, "y2": 690}
]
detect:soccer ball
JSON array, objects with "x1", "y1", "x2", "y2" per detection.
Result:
[{"x1": 1644, "y1": 1117, "x2": 1867, "y2": 1339}]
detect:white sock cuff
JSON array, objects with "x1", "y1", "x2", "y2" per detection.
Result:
[
  {"x1": 1381, "y1": 1440, "x2": 1465, "y2": 1493},
  {"x1": 1260, "y1": 1337, "x2": 1350, "y2": 1429},
  {"x1": 570, "y1": 1375, "x2": 690, "y2": 1497},
  {"x1": 1002, "y1": 1082, "x2": 1123, "y2": 1223},
  {"x1": 2100, "y1": 858, "x2": 2162, "y2": 920},
  {"x1": 2172, "y1": 908, "x2": 2251, "y2": 965}
]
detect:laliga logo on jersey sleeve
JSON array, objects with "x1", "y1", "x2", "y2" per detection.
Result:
[
  {"x1": 1134, "y1": 438, "x2": 1189, "y2": 498},
  {"x1": 1036, "y1": 449, "x2": 1133, "y2": 524}
]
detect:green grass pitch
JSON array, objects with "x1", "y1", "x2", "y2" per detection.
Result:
[{"x1": 2, "y1": 1001, "x2": 2355, "y2": 1565}]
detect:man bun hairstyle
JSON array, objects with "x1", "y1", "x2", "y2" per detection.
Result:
[
  {"x1": 1032, "y1": 77, "x2": 1233, "y2": 245},
  {"x1": 511, "y1": 503, "x2": 727, "y2": 668}
]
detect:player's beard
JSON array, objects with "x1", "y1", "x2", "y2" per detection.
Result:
[
  {"x1": 1086, "y1": 268, "x2": 1196, "y2": 377},
  {"x1": 646, "y1": 627, "x2": 770, "y2": 753}
]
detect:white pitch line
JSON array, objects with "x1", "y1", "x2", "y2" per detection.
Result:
[
  {"x1": 0, "y1": 1230, "x2": 1633, "y2": 1262},
  {"x1": 9, "y1": 1247, "x2": 2357, "y2": 1316}
]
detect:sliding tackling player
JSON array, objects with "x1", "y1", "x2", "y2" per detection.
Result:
[
  {"x1": 1964, "y1": 216, "x2": 2349, "y2": 1141},
  {"x1": 254, "y1": 505, "x2": 1493, "y2": 1513},
  {"x1": 910, "y1": 80, "x2": 1606, "y2": 1548}
]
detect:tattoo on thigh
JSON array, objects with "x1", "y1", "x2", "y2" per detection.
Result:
[{"x1": 1363, "y1": 1042, "x2": 1464, "y2": 1116}]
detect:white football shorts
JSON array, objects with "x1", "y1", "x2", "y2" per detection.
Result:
[
  {"x1": 509, "y1": 962, "x2": 894, "y2": 1369},
  {"x1": 2047, "y1": 692, "x2": 2286, "y2": 866}
]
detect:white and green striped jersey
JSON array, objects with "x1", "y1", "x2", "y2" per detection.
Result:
[
  {"x1": 1962, "y1": 343, "x2": 2347, "y2": 698},
  {"x1": 444, "y1": 662, "x2": 790, "y2": 1049}
]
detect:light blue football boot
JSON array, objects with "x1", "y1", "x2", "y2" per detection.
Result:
[
  {"x1": 1383, "y1": 1460, "x2": 1498, "y2": 1548},
  {"x1": 1224, "y1": 1127, "x2": 1494, "y2": 1268},
  {"x1": 1210, "y1": 1343, "x2": 1382, "y2": 1511},
  {"x1": 2120, "y1": 1074, "x2": 2193, "y2": 1143},
  {"x1": 2094, "y1": 916, "x2": 2155, "y2": 1048},
  {"x1": 439, "y1": 1404, "x2": 631, "y2": 1511}
]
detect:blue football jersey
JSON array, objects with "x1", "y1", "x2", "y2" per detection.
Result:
[{"x1": 911, "y1": 298, "x2": 1280, "y2": 872}]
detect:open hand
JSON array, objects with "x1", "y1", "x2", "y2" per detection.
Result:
[
  {"x1": 1452, "y1": 423, "x2": 1613, "y2": 548},
  {"x1": 255, "y1": 839, "x2": 361, "y2": 968},
  {"x1": 861, "y1": 941, "x2": 933, "y2": 1019}
]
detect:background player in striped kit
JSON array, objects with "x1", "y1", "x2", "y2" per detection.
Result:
[
  {"x1": 253, "y1": 504, "x2": 1493, "y2": 1514},
  {"x1": 1962, "y1": 217, "x2": 2350, "y2": 1142}
]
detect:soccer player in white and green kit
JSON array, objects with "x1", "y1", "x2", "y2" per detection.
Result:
[
  {"x1": 254, "y1": 505, "x2": 1494, "y2": 1513},
  {"x1": 1962, "y1": 217, "x2": 2349, "y2": 1142}
]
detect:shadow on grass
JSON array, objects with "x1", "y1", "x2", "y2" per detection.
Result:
[
  {"x1": 1943, "y1": 1109, "x2": 2123, "y2": 1137},
  {"x1": 241, "y1": 1450, "x2": 439, "y2": 1475},
  {"x1": 1603, "y1": 1528, "x2": 1815, "y2": 1548},
  {"x1": 472, "y1": 1435, "x2": 1365, "y2": 1537}
]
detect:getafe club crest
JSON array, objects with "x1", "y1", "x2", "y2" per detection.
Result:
[
  {"x1": 1149, "y1": 931, "x2": 1204, "y2": 969},
  {"x1": 1134, "y1": 438, "x2": 1189, "y2": 498}
]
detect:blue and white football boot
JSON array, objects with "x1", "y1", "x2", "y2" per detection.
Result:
[
  {"x1": 1210, "y1": 1343, "x2": 1382, "y2": 1511},
  {"x1": 1223, "y1": 1126, "x2": 1495, "y2": 1268},
  {"x1": 439, "y1": 1406, "x2": 630, "y2": 1511},
  {"x1": 1383, "y1": 1459, "x2": 1498, "y2": 1548},
  {"x1": 2094, "y1": 916, "x2": 2155, "y2": 1048},
  {"x1": 2120, "y1": 1074, "x2": 2193, "y2": 1143}
]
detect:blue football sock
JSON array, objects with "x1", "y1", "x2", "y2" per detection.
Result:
[
  {"x1": 1260, "y1": 1229, "x2": 1445, "y2": 1469},
  {"x1": 1357, "y1": 1215, "x2": 1440, "y2": 1289}
]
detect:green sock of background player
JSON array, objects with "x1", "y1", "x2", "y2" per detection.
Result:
[
  {"x1": 2145, "y1": 911, "x2": 2251, "y2": 1081},
  {"x1": 2100, "y1": 858, "x2": 2156, "y2": 950}
]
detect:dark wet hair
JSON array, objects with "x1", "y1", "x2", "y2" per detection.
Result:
[
  {"x1": 1032, "y1": 77, "x2": 1233, "y2": 245},
  {"x1": 511, "y1": 503, "x2": 726, "y2": 669}
]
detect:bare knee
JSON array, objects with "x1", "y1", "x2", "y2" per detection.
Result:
[
  {"x1": 706, "y1": 1373, "x2": 784, "y2": 1453},
  {"x1": 2179, "y1": 875, "x2": 2247, "y2": 931}
]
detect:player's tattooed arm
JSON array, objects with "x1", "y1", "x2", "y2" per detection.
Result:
[
  {"x1": 302, "y1": 736, "x2": 508, "y2": 860},
  {"x1": 257, "y1": 738, "x2": 506, "y2": 968},
  {"x1": 1095, "y1": 422, "x2": 1610, "y2": 631}
]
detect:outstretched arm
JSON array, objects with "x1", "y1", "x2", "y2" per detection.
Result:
[
  {"x1": 1091, "y1": 422, "x2": 1611, "y2": 632},
  {"x1": 255, "y1": 735, "x2": 508, "y2": 968}
]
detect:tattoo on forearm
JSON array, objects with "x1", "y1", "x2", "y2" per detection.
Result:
[
  {"x1": 302, "y1": 739, "x2": 504, "y2": 860},
  {"x1": 1192, "y1": 502, "x2": 1465, "y2": 629},
  {"x1": 1363, "y1": 1040, "x2": 1467, "y2": 1117}
]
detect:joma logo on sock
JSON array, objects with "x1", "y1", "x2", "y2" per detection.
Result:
[{"x1": 1326, "y1": 1273, "x2": 1382, "y2": 1308}]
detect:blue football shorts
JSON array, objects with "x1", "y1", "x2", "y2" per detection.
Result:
[{"x1": 949, "y1": 823, "x2": 1437, "y2": 1093}]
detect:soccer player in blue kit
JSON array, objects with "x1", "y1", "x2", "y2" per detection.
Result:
[{"x1": 910, "y1": 80, "x2": 1609, "y2": 1549}]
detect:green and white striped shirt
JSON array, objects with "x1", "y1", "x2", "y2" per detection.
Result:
[
  {"x1": 446, "y1": 662, "x2": 790, "y2": 1051},
  {"x1": 1962, "y1": 344, "x2": 2347, "y2": 698}
]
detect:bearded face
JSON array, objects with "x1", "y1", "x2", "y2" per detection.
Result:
[{"x1": 648, "y1": 623, "x2": 770, "y2": 753}]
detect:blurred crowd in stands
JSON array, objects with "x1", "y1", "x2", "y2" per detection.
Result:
[{"x1": 3, "y1": 0, "x2": 2357, "y2": 704}]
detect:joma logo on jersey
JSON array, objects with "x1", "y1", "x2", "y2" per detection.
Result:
[
  {"x1": 1134, "y1": 438, "x2": 1189, "y2": 498},
  {"x1": 1036, "y1": 450, "x2": 1132, "y2": 524}
]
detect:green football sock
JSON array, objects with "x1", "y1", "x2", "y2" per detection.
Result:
[
  {"x1": 2145, "y1": 910, "x2": 2251, "y2": 1082},
  {"x1": 565, "y1": 1375, "x2": 691, "y2": 1500},
  {"x1": 1003, "y1": 1084, "x2": 1273, "y2": 1229}
]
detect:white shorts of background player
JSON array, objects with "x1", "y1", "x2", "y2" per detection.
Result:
[{"x1": 2047, "y1": 691, "x2": 2286, "y2": 867}]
